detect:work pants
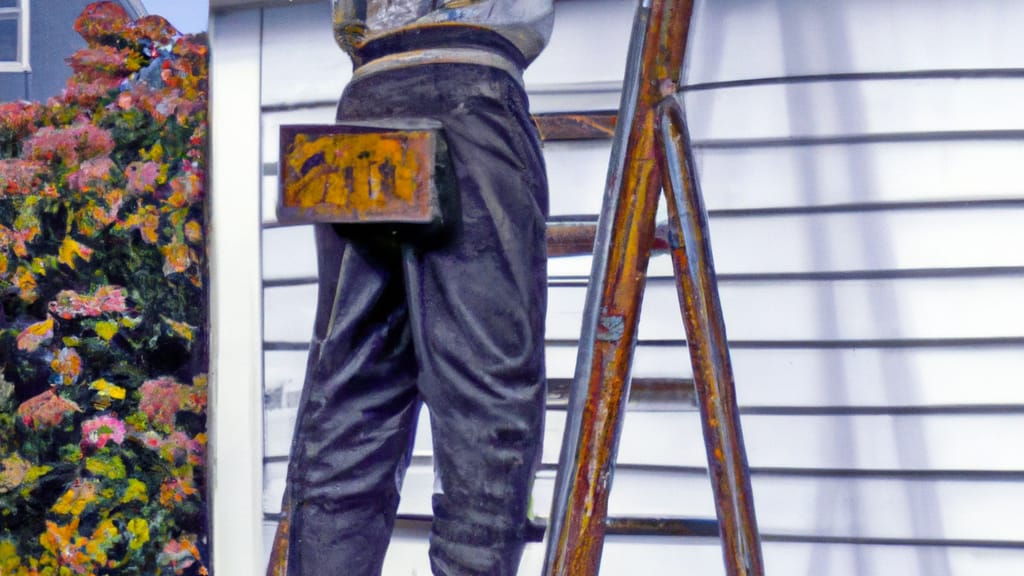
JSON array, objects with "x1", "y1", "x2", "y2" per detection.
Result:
[{"x1": 284, "y1": 64, "x2": 549, "y2": 576}]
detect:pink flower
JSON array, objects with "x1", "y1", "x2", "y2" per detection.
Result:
[
  {"x1": 139, "y1": 430, "x2": 162, "y2": 449},
  {"x1": 95, "y1": 285, "x2": 127, "y2": 314},
  {"x1": 151, "y1": 431, "x2": 205, "y2": 466},
  {"x1": 124, "y1": 160, "x2": 161, "y2": 195},
  {"x1": 67, "y1": 156, "x2": 116, "y2": 193},
  {"x1": 81, "y1": 414, "x2": 126, "y2": 448},
  {"x1": 49, "y1": 290, "x2": 94, "y2": 319},
  {"x1": 10, "y1": 226, "x2": 38, "y2": 257},
  {"x1": 66, "y1": 46, "x2": 137, "y2": 81},
  {"x1": 158, "y1": 536, "x2": 202, "y2": 574},
  {"x1": 0, "y1": 101, "x2": 41, "y2": 139},
  {"x1": 139, "y1": 377, "x2": 181, "y2": 426},
  {"x1": 0, "y1": 159, "x2": 47, "y2": 196},
  {"x1": 123, "y1": 83, "x2": 166, "y2": 121},
  {"x1": 57, "y1": 77, "x2": 121, "y2": 107},
  {"x1": 23, "y1": 124, "x2": 115, "y2": 166},
  {"x1": 169, "y1": 171, "x2": 203, "y2": 203},
  {"x1": 74, "y1": 1, "x2": 131, "y2": 47},
  {"x1": 132, "y1": 15, "x2": 179, "y2": 44},
  {"x1": 17, "y1": 390, "x2": 81, "y2": 429},
  {"x1": 48, "y1": 285, "x2": 126, "y2": 319}
]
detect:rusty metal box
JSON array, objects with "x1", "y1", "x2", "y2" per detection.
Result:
[{"x1": 277, "y1": 119, "x2": 456, "y2": 238}]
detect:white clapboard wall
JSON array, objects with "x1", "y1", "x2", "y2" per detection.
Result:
[{"x1": 216, "y1": 0, "x2": 1024, "y2": 573}]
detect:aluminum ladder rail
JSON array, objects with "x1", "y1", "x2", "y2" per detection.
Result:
[{"x1": 542, "y1": 0, "x2": 765, "y2": 574}]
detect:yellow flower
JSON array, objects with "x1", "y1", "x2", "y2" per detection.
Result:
[
  {"x1": 159, "y1": 242, "x2": 191, "y2": 275},
  {"x1": 28, "y1": 256, "x2": 46, "y2": 274},
  {"x1": 120, "y1": 206, "x2": 160, "y2": 244},
  {"x1": 0, "y1": 454, "x2": 31, "y2": 493},
  {"x1": 23, "y1": 464, "x2": 51, "y2": 484},
  {"x1": 40, "y1": 517, "x2": 78, "y2": 556},
  {"x1": 0, "y1": 539, "x2": 20, "y2": 572},
  {"x1": 119, "y1": 315, "x2": 143, "y2": 329},
  {"x1": 143, "y1": 141, "x2": 164, "y2": 162},
  {"x1": 184, "y1": 220, "x2": 202, "y2": 243},
  {"x1": 17, "y1": 464, "x2": 52, "y2": 499},
  {"x1": 127, "y1": 518, "x2": 149, "y2": 550},
  {"x1": 159, "y1": 475, "x2": 198, "y2": 507},
  {"x1": 95, "y1": 319, "x2": 119, "y2": 341},
  {"x1": 16, "y1": 315, "x2": 53, "y2": 352},
  {"x1": 162, "y1": 316, "x2": 194, "y2": 342},
  {"x1": 85, "y1": 455, "x2": 126, "y2": 480},
  {"x1": 166, "y1": 193, "x2": 189, "y2": 210},
  {"x1": 13, "y1": 265, "x2": 37, "y2": 303},
  {"x1": 91, "y1": 378, "x2": 126, "y2": 400},
  {"x1": 85, "y1": 518, "x2": 118, "y2": 565},
  {"x1": 51, "y1": 481, "x2": 97, "y2": 516},
  {"x1": 40, "y1": 517, "x2": 92, "y2": 573},
  {"x1": 57, "y1": 237, "x2": 94, "y2": 269},
  {"x1": 49, "y1": 347, "x2": 82, "y2": 386},
  {"x1": 121, "y1": 478, "x2": 148, "y2": 504}
]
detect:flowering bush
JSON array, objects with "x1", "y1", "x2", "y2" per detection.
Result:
[{"x1": 0, "y1": 3, "x2": 208, "y2": 574}]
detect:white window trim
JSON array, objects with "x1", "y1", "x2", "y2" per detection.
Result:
[{"x1": 0, "y1": 0, "x2": 30, "y2": 72}]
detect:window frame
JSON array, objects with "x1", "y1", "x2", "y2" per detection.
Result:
[{"x1": 0, "y1": 0, "x2": 29, "y2": 72}]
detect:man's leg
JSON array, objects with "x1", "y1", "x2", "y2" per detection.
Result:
[
  {"x1": 286, "y1": 234, "x2": 421, "y2": 576},
  {"x1": 403, "y1": 74, "x2": 549, "y2": 576},
  {"x1": 331, "y1": 64, "x2": 549, "y2": 575}
]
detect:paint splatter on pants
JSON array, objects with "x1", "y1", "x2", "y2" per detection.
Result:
[{"x1": 284, "y1": 64, "x2": 548, "y2": 576}]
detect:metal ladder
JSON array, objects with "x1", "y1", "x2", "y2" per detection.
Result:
[{"x1": 542, "y1": 1, "x2": 765, "y2": 574}]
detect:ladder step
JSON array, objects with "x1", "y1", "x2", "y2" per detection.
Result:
[
  {"x1": 547, "y1": 221, "x2": 672, "y2": 257},
  {"x1": 388, "y1": 515, "x2": 718, "y2": 540},
  {"x1": 605, "y1": 517, "x2": 721, "y2": 538},
  {"x1": 272, "y1": 512, "x2": 717, "y2": 541},
  {"x1": 533, "y1": 111, "x2": 618, "y2": 141},
  {"x1": 547, "y1": 377, "x2": 696, "y2": 410},
  {"x1": 386, "y1": 514, "x2": 547, "y2": 542}
]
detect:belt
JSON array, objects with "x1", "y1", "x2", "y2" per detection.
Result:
[{"x1": 351, "y1": 47, "x2": 524, "y2": 87}]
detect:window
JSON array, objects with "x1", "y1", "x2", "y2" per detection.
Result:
[{"x1": 0, "y1": 0, "x2": 28, "y2": 72}]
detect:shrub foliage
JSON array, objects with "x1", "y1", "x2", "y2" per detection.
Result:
[{"x1": 0, "y1": 3, "x2": 209, "y2": 574}]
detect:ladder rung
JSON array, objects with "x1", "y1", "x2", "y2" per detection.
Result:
[
  {"x1": 388, "y1": 514, "x2": 547, "y2": 542},
  {"x1": 533, "y1": 111, "x2": 618, "y2": 142},
  {"x1": 546, "y1": 221, "x2": 672, "y2": 257},
  {"x1": 547, "y1": 377, "x2": 697, "y2": 410},
  {"x1": 605, "y1": 517, "x2": 720, "y2": 538},
  {"x1": 393, "y1": 514, "x2": 720, "y2": 540}
]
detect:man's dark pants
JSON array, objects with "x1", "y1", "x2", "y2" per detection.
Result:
[{"x1": 284, "y1": 64, "x2": 549, "y2": 576}]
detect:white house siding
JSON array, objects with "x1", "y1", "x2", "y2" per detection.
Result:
[{"x1": 210, "y1": 0, "x2": 1024, "y2": 573}]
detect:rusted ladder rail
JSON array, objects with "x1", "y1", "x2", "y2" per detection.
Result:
[{"x1": 542, "y1": 0, "x2": 765, "y2": 574}]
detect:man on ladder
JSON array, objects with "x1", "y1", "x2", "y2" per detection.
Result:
[{"x1": 269, "y1": 2, "x2": 555, "y2": 575}]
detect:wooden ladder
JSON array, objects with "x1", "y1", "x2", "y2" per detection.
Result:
[{"x1": 542, "y1": 1, "x2": 765, "y2": 574}]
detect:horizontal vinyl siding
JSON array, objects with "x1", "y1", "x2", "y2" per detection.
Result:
[
  {"x1": 257, "y1": 0, "x2": 1024, "y2": 573},
  {"x1": 265, "y1": 208, "x2": 1024, "y2": 278},
  {"x1": 265, "y1": 276, "x2": 1024, "y2": 343},
  {"x1": 268, "y1": 344, "x2": 1024, "y2": 410}
]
